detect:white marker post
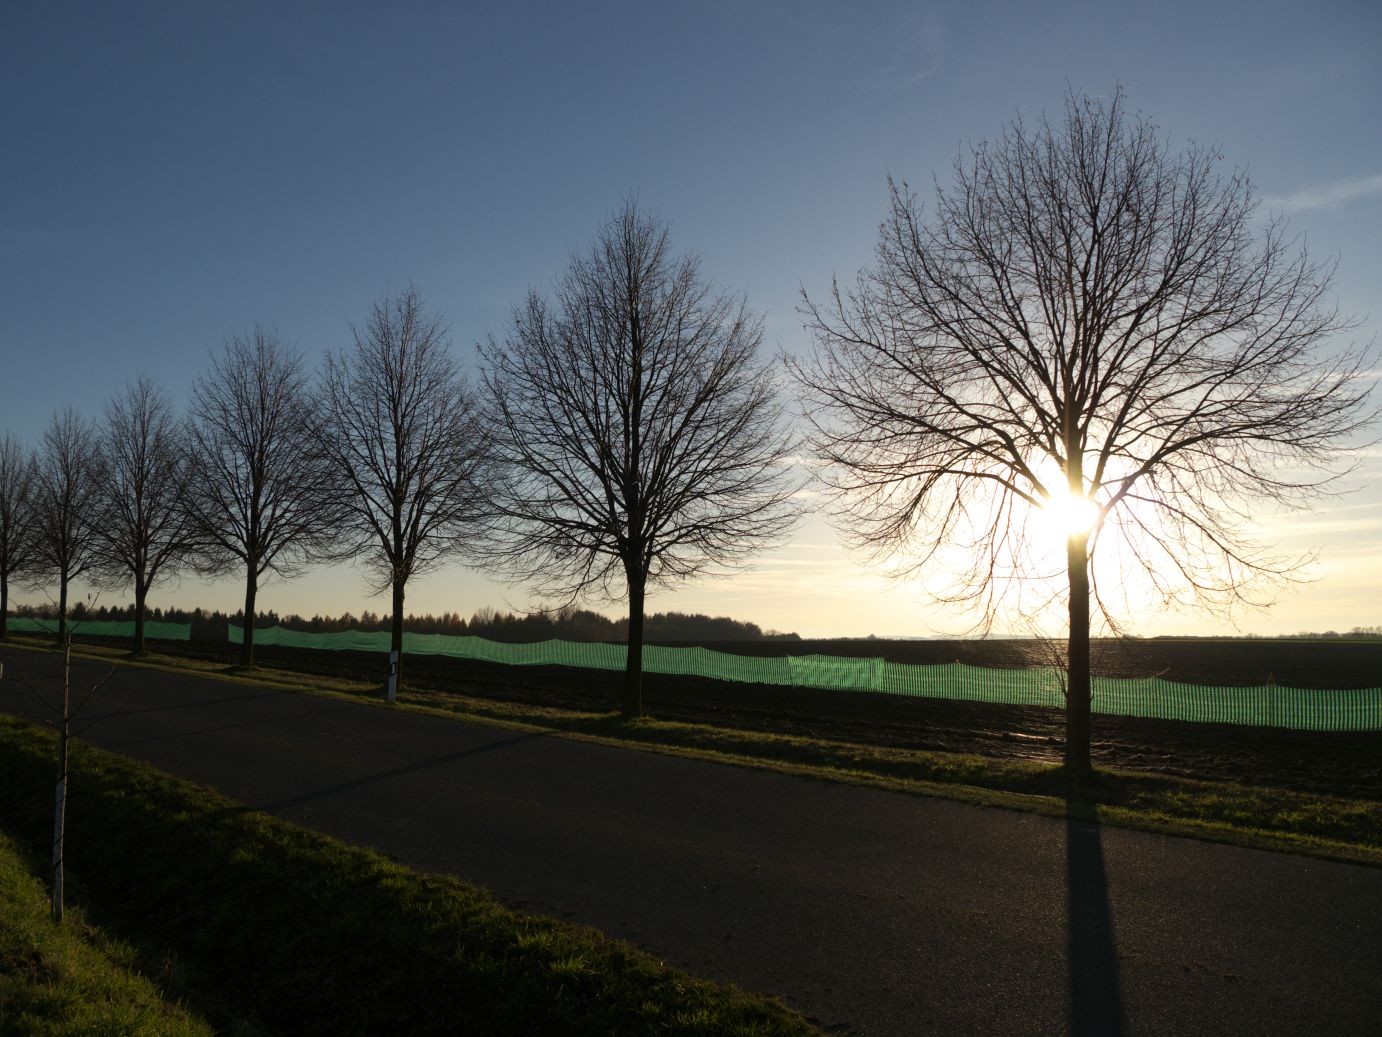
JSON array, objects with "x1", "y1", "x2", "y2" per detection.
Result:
[{"x1": 387, "y1": 649, "x2": 399, "y2": 703}]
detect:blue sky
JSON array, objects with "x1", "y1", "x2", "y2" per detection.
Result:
[{"x1": 3, "y1": 0, "x2": 1379, "y2": 636}]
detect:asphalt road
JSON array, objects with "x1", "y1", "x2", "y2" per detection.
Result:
[{"x1": 1, "y1": 645, "x2": 1379, "y2": 1036}]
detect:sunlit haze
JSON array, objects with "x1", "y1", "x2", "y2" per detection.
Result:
[
  {"x1": 1036, "y1": 491, "x2": 1102, "y2": 543},
  {"x1": 3, "y1": 1, "x2": 1378, "y2": 638}
]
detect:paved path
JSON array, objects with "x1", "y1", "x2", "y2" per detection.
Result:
[{"x1": 1, "y1": 645, "x2": 1379, "y2": 1035}]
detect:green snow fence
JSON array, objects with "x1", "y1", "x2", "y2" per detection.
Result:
[
  {"x1": 226, "y1": 624, "x2": 1381, "y2": 732},
  {"x1": 7, "y1": 617, "x2": 191, "y2": 640}
]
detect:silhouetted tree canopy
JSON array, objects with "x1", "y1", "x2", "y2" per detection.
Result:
[
  {"x1": 482, "y1": 200, "x2": 800, "y2": 716},
  {"x1": 0, "y1": 434, "x2": 38, "y2": 640},
  {"x1": 793, "y1": 88, "x2": 1376, "y2": 780},
  {"x1": 318, "y1": 286, "x2": 492, "y2": 696},
  {"x1": 184, "y1": 328, "x2": 340, "y2": 667},
  {"x1": 89, "y1": 375, "x2": 198, "y2": 654},
  {"x1": 30, "y1": 410, "x2": 101, "y2": 640}
]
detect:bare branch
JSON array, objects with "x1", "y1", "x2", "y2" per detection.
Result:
[
  {"x1": 480, "y1": 200, "x2": 802, "y2": 716},
  {"x1": 87, "y1": 375, "x2": 199, "y2": 653},
  {"x1": 317, "y1": 286, "x2": 494, "y2": 694},
  {"x1": 183, "y1": 328, "x2": 341, "y2": 666},
  {"x1": 0, "y1": 434, "x2": 39, "y2": 639},
  {"x1": 792, "y1": 87, "x2": 1377, "y2": 778},
  {"x1": 29, "y1": 410, "x2": 102, "y2": 639}
]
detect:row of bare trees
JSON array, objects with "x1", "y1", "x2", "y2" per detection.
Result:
[
  {"x1": 1, "y1": 204, "x2": 799, "y2": 716},
  {"x1": 2, "y1": 405, "x2": 175, "y2": 649},
  {"x1": 0, "y1": 363, "x2": 329, "y2": 659},
  {"x1": 2, "y1": 90, "x2": 1374, "y2": 779}
]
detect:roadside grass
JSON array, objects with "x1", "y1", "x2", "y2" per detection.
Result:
[
  {"x1": 5, "y1": 633, "x2": 376, "y2": 697},
  {"x1": 8, "y1": 635, "x2": 1380, "y2": 866},
  {"x1": 0, "y1": 829, "x2": 212, "y2": 1037},
  {"x1": 0, "y1": 716, "x2": 820, "y2": 1037}
]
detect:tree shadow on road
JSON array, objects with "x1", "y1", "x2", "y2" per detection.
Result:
[
  {"x1": 1067, "y1": 809, "x2": 1125, "y2": 1036},
  {"x1": 213, "y1": 731, "x2": 547, "y2": 818},
  {"x1": 89, "y1": 688, "x2": 294, "y2": 720},
  {"x1": 97, "y1": 698, "x2": 370, "y2": 751}
]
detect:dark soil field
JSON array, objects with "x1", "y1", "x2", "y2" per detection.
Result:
[
  {"x1": 61, "y1": 634, "x2": 1382, "y2": 802},
  {"x1": 152, "y1": 632, "x2": 1382, "y2": 685},
  {"x1": 682, "y1": 636, "x2": 1382, "y2": 688}
]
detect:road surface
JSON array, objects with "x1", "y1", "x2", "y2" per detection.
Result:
[{"x1": 1, "y1": 644, "x2": 1378, "y2": 1035}]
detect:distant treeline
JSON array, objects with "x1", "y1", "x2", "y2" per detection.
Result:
[
  {"x1": 1154, "y1": 627, "x2": 1382, "y2": 641},
  {"x1": 1277, "y1": 627, "x2": 1382, "y2": 640},
  {"x1": 11, "y1": 602, "x2": 799, "y2": 643}
]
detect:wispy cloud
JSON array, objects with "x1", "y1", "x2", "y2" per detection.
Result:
[
  {"x1": 761, "y1": 0, "x2": 945, "y2": 98},
  {"x1": 1263, "y1": 172, "x2": 1382, "y2": 213}
]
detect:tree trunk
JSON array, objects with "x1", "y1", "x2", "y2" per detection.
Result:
[
  {"x1": 57, "y1": 574, "x2": 69, "y2": 643},
  {"x1": 133, "y1": 576, "x2": 147, "y2": 656},
  {"x1": 388, "y1": 577, "x2": 405, "y2": 702},
  {"x1": 0, "y1": 569, "x2": 8, "y2": 640},
  {"x1": 1065, "y1": 531, "x2": 1093, "y2": 783},
  {"x1": 623, "y1": 575, "x2": 645, "y2": 719},
  {"x1": 241, "y1": 569, "x2": 257, "y2": 669}
]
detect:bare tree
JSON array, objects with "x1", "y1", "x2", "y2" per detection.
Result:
[
  {"x1": 319, "y1": 287, "x2": 491, "y2": 700},
  {"x1": 89, "y1": 375, "x2": 198, "y2": 656},
  {"x1": 482, "y1": 201, "x2": 799, "y2": 718},
  {"x1": 0, "y1": 434, "x2": 38, "y2": 640},
  {"x1": 792, "y1": 89, "x2": 1375, "y2": 782},
  {"x1": 185, "y1": 329, "x2": 339, "y2": 668},
  {"x1": 30, "y1": 411, "x2": 102, "y2": 641}
]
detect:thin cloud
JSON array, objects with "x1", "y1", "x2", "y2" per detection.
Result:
[{"x1": 1263, "y1": 172, "x2": 1382, "y2": 213}]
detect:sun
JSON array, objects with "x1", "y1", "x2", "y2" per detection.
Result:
[{"x1": 1034, "y1": 485, "x2": 1102, "y2": 539}]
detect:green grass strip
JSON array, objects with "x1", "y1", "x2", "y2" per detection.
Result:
[
  {"x1": 0, "y1": 829, "x2": 212, "y2": 1036},
  {"x1": 0, "y1": 717, "x2": 818, "y2": 1037}
]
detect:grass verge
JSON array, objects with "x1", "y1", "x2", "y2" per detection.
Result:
[
  {"x1": 0, "y1": 829, "x2": 212, "y2": 1036},
  {"x1": 0, "y1": 716, "x2": 819, "y2": 1037},
  {"x1": 5, "y1": 634, "x2": 377, "y2": 698},
  {"x1": 10, "y1": 635, "x2": 1381, "y2": 867}
]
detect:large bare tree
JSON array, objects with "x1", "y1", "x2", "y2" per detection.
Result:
[
  {"x1": 30, "y1": 410, "x2": 102, "y2": 641},
  {"x1": 0, "y1": 434, "x2": 38, "y2": 640},
  {"x1": 792, "y1": 89, "x2": 1375, "y2": 781},
  {"x1": 482, "y1": 201, "x2": 799, "y2": 718},
  {"x1": 319, "y1": 287, "x2": 491, "y2": 699},
  {"x1": 90, "y1": 375, "x2": 198, "y2": 655},
  {"x1": 185, "y1": 329, "x2": 338, "y2": 668}
]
